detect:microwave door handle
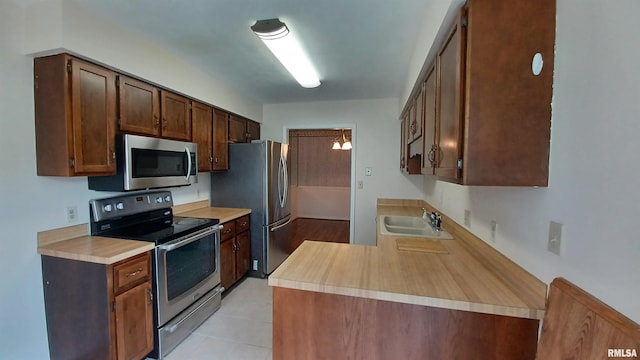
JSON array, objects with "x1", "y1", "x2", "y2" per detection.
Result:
[{"x1": 185, "y1": 147, "x2": 192, "y2": 182}]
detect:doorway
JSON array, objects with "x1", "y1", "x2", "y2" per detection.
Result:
[{"x1": 286, "y1": 128, "x2": 354, "y2": 244}]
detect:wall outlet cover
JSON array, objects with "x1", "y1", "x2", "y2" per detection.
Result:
[{"x1": 548, "y1": 221, "x2": 563, "y2": 255}]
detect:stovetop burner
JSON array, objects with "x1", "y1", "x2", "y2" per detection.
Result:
[{"x1": 89, "y1": 191, "x2": 220, "y2": 245}]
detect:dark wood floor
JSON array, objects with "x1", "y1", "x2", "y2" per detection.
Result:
[{"x1": 291, "y1": 218, "x2": 350, "y2": 248}]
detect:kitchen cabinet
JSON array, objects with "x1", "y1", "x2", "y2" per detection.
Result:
[
  {"x1": 422, "y1": 65, "x2": 437, "y2": 175},
  {"x1": 41, "y1": 251, "x2": 154, "y2": 360},
  {"x1": 160, "y1": 91, "x2": 191, "y2": 141},
  {"x1": 34, "y1": 54, "x2": 117, "y2": 176},
  {"x1": 404, "y1": 0, "x2": 555, "y2": 186},
  {"x1": 117, "y1": 75, "x2": 160, "y2": 137},
  {"x1": 434, "y1": 16, "x2": 465, "y2": 181},
  {"x1": 399, "y1": 114, "x2": 408, "y2": 171},
  {"x1": 192, "y1": 101, "x2": 214, "y2": 172},
  {"x1": 246, "y1": 119, "x2": 261, "y2": 142},
  {"x1": 229, "y1": 114, "x2": 260, "y2": 143},
  {"x1": 212, "y1": 108, "x2": 229, "y2": 171},
  {"x1": 220, "y1": 215, "x2": 251, "y2": 289}
]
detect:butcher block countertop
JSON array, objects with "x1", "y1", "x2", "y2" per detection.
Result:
[
  {"x1": 173, "y1": 200, "x2": 251, "y2": 223},
  {"x1": 38, "y1": 200, "x2": 250, "y2": 264},
  {"x1": 269, "y1": 199, "x2": 547, "y2": 320}
]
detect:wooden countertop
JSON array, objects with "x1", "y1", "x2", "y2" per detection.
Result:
[
  {"x1": 175, "y1": 204, "x2": 251, "y2": 224},
  {"x1": 269, "y1": 199, "x2": 547, "y2": 320},
  {"x1": 38, "y1": 236, "x2": 154, "y2": 264},
  {"x1": 38, "y1": 201, "x2": 250, "y2": 264}
]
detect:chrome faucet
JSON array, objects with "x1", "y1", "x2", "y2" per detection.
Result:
[{"x1": 422, "y1": 208, "x2": 442, "y2": 231}]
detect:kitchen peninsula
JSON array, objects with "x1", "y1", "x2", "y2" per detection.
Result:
[{"x1": 269, "y1": 199, "x2": 546, "y2": 359}]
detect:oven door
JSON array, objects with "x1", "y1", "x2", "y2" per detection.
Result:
[{"x1": 155, "y1": 225, "x2": 222, "y2": 326}]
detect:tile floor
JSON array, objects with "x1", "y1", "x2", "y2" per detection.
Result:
[{"x1": 165, "y1": 278, "x2": 273, "y2": 360}]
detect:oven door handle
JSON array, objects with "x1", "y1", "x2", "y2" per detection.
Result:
[{"x1": 157, "y1": 225, "x2": 222, "y2": 251}]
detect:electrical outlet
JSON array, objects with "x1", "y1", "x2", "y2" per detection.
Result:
[
  {"x1": 252, "y1": 259, "x2": 258, "y2": 271},
  {"x1": 66, "y1": 206, "x2": 78, "y2": 223},
  {"x1": 490, "y1": 221, "x2": 497, "y2": 242},
  {"x1": 464, "y1": 210, "x2": 471, "y2": 227},
  {"x1": 548, "y1": 221, "x2": 563, "y2": 255},
  {"x1": 358, "y1": 181, "x2": 364, "y2": 189}
]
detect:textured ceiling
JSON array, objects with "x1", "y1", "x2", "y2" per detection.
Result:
[{"x1": 69, "y1": 0, "x2": 432, "y2": 104}]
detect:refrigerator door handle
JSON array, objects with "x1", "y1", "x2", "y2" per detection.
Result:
[
  {"x1": 278, "y1": 155, "x2": 286, "y2": 208},
  {"x1": 281, "y1": 154, "x2": 288, "y2": 207},
  {"x1": 270, "y1": 217, "x2": 292, "y2": 232}
]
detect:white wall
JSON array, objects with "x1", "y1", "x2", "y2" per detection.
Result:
[
  {"x1": 0, "y1": 1, "x2": 260, "y2": 358},
  {"x1": 412, "y1": 0, "x2": 640, "y2": 323},
  {"x1": 291, "y1": 186, "x2": 351, "y2": 221},
  {"x1": 262, "y1": 99, "x2": 424, "y2": 245}
]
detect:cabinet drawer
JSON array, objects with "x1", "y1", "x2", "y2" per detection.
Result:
[
  {"x1": 113, "y1": 253, "x2": 151, "y2": 294},
  {"x1": 235, "y1": 215, "x2": 250, "y2": 233},
  {"x1": 220, "y1": 221, "x2": 236, "y2": 242}
]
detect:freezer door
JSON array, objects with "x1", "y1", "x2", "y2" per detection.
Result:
[
  {"x1": 266, "y1": 142, "x2": 291, "y2": 224},
  {"x1": 266, "y1": 215, "x2": 294, "y2": 274}
]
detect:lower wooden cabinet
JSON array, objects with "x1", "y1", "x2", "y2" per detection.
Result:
[
  {"x1": 41, "y1": 251, "x2": 154, "y2": 360},
  {"x1": 220, "y1": 215, "x2": 251, "y2": 289}
]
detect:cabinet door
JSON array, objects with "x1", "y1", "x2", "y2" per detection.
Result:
[
  {"x1": 422, "y1": 66, "x2": 437, "y2": 175},
  {"x1": 212, "y1": 109, "x2": 229, "y2": 171},
  {"x1": 160, "y1": 91, "x2": 191, "y2": 141},
  {"x1": 220, "y1": 238, "x2": 236, "y2": 290},
  {"x1": 400, "y1": 114, "x2": 408, "y2": 171},
  {"x1": 435, "y1": 14, "x2": 465, "y2": 181},
  {"x1": 114, "y1": 281, "x2": 153, "y2": 360},
  {"x1": 413, "y1": 88, "x2": 424, "y2": 142},
  {"x1": 117, "y1": 75, "x2": 160, "y2": 136},
  {"x1": 228, "y1": 115, "x2": 246, "y2": 143},
  {"x1": 70, "y1": 58, "x2": 117, "y2": 175},
  {"x1": 235, "y1": 231, "x2": 251, "y2": 280},
  {"x1": 192, "y1": 101, "x2": 213, "y2": 172},
  {"x1": 408, "y1": 102, "x2": 417, "y2": 143},
  {"x1": 246, "y1": 120, "x2": 260, "y2": 142}
]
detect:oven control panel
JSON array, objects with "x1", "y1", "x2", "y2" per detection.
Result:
[{"x1": 90, "y1": 190, "x2": 173, "y2": 222}]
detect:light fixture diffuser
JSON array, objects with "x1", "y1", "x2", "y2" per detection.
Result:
[{"x1": 251, "y1": 18, "x2": 321, "y2": 88}]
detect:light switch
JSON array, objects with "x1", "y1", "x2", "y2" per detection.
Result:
[{"x1": 365, "y1": 167, "x2": 372, "y2": 176}]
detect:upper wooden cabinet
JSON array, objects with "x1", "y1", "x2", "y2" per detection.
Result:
[
  {"x1": 34, "y1": 54, "x2": 117, "y2": 176},
  {"x1": 247, "y1": 120, "x2": 261, "y2": 142},
  {"x1": 117, "y1": 75, "x2": 160, "y2": 136},
  {"x1": 434, "y1": 16, "x2": 465, "y2": 182},
  {"x1": 228, "y1": 114, "x2": 246, "y2": 143},
  {"x1": 229, "y1": 114, "x2": 260, "y2": 143},
  {"x1": 406, "y1": 0, "x2": 555, "y2": 186},
  {"x1": 192, "y1": 101, "x2": 214, "y2": 172},
  {"x1": 160, "y1": 91, "x2": 191, "y2": 141},
  {"x1": 422, "y1": 66, "x2": 437, "y2": 175},
  {"x1": 212, "y1": 108, "x2": 229, "y2": 171}
]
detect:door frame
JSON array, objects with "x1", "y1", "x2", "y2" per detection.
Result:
[{"x1": 283, "y1": 124, "x2": 356, "y2": 244}]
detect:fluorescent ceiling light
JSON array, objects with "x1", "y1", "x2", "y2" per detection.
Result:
[{"x1": 251, "y1": 18, "x2": 321, "y2": 88}]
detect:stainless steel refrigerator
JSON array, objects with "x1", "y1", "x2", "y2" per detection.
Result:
[{"x1": 211, "y1": 140, "x2": 293, "y2": 278}]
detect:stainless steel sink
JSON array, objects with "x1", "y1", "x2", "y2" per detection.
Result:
[{"x1": 379, "y1": 215, "x2": 453, "y2": 239}]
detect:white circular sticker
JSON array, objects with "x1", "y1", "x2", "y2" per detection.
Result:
[{"x1": 532, "y1": 53, "x2": 544, "y2": 76}]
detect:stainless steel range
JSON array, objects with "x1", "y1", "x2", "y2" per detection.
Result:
[{"x1": 90, "y1": 191, "x2": 223, "y2": 359}]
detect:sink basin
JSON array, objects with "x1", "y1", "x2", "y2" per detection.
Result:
[{"x1": 379, "y1": 215, "x2": 453, "y2": 239}]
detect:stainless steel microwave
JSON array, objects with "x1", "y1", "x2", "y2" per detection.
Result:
[{"x1": 88, "y1": 134, "x2": 197, "y2": 191}]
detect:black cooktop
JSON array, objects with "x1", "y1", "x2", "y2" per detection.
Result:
[{"x1": 91, "y1": 208, "x2": 220, "y2": 245}]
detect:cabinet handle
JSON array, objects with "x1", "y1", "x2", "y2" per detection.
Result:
[
  {"x1": 240, "y1": 221, "x2": 247, "y2": 227},
  {"x1": 126, "y1": 268, "x2": 143, "y2": 278},
  {"x1": 427, "y1": 147, "x2": 436, "y2": 166},
  {"x1": 214, "y1": 156, "x2": 218, "y2": 164},
  {"x1": 148, "y1": 288, "x2": 153, "y2": 305}
]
